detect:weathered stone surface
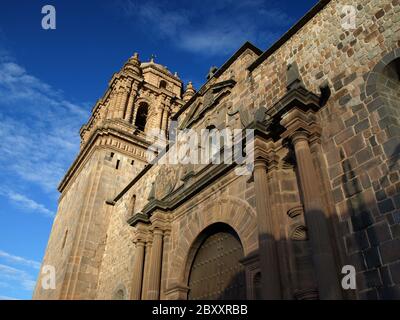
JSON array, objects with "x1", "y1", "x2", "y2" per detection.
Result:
[{"x1": 34, "y1": 0, "x2": 400, "y2": 300}]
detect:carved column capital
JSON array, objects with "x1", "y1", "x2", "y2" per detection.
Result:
[
  {"x1": 132, "y1": 222, "x2": 150, "y2": 244},
  {"x1": 291, "y1": 130, "x2": 310, "y2": 145},
  {"x1": 280, "y1": 107, "x2": 321, "y2": 145},
  {"x1": 150, "y1": 211, "x2": 171, "y2": 233},
  {"x1": 254, "y1": 151, "x2": 279, "y2": 172},
  {"x1": 254, "y1": 156, "x2": 268, "y2": 170}
]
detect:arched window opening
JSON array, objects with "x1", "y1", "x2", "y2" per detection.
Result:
[
  {"x1": 135, "y1": 103, "x2": 149, "y2": 132},
  {"x1": 159, "y1": 80, "x2": 167, "y2": 89}
]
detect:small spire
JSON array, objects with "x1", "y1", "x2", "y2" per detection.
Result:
[
  {"x1": 124, "y1": 52, "x2": 141, "y2": 75},
  {"x1": 183, "y1": 81, "x2": 196, "y2": 102},
  {"x1": 150, "y1": 54, "x2": 156, "y2": 63},
  {"x1": 187, "y1": 81, "x2": 194, "y2": 90}
]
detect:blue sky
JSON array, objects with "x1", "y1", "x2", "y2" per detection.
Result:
[{"x1": 0, "y1": 0, "x2": 318, "y2": 299}]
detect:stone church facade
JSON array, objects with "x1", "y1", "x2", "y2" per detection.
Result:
[{"x1": 34, "y1": 0, "x2": 400, "y2": 300}]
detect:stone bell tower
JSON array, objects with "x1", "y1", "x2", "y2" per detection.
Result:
[{"x1": 33, "y1": 53, "x2": 188, "y2": 299}]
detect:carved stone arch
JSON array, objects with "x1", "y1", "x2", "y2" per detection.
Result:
[
  {"x1": 364, "y1": 48, "x2": 400, "y2": 161},
  {"x1": 365, "y1": 48, "x2": 400, "y2": 94},
  {"x1": 172, "y1": 196, "x2": 258, "y2": 290},
  {"x1": 185, "y1": 222, "x2": 246, "y2": 300}
]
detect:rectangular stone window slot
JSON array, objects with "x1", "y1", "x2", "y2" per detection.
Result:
[{"x1": 116, "y1": 160, "x2": 120, "y2": 170}]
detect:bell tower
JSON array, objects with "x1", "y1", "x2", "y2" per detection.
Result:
[{"x1": 33, "y1": 53, "x2": 188, "y2": 299}]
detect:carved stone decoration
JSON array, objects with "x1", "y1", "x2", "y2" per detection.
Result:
[
  {"x1": 287, "y1": 205, "x2": 308, "y2": 241},
  {"x1": 286, "y1": 62, "x2": 305, "y2": 91},
  {"x1": 153, "y1": 164, "x2": 180, "y2": 200},
  {"x1": 206, "y1": 66, "x2": 218, "y2": 80},
  {"x1": 239, "y1": 108, "x2": 252, "y2": 127},
  {"x1": 254, "y1": 106, "x2": 268, "y2": 123},
  {"x1": 181, "y1": 163, "x2": 195, "y2": 181},
  {"x1": 203, "y1": 90, "x2": 214, "y2": 110},
  {"x1": 227, "y1": 103, "x2": 240, "y2": 117}
]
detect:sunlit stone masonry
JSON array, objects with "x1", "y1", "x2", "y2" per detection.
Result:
[{"x1": 34, "y1": 0, "x2": 400, "y2": 300}]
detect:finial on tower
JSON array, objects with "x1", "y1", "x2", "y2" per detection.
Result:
[
  {"x1": 183, "y1": 81, "x2": 196, "y2": 102},
  {"x1": 124, "y1": 52, "x2": 142, "y2": 76}
]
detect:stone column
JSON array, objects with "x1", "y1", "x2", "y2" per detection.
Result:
[
  {"x1": 146, "y1": 229, "x2": 164, "y2": 299},
  {"x1": 154, "y1": 95, "x2": 166, "y2": 134},
  {"x1": 253, "y1": 157, "x2": 282, "y2": 299},
  {"x1": 161, "y1": 97, "x2": 171, "y2": 137},
  {"x1": 130, "y1": 241, "x2": 145, "y2": 300},
  {"x1": 291, "y1": 131, "x2": 342, "y2": 299},
  {"x1": 124, "y1": 82, "x2": 139, "y2": 122},
  {"x1": 141, "y1": 240, "x2": 152, "y2": 299},
  {"x1": 160, "y1": 230, "x2": 171, "y2": 300}
]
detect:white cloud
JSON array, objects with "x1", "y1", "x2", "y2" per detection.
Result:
[
  {"x1": 118, "y1": 0, "x2": 292, "y2": 56},
  {"x1": 0, "y1": 188, "x2": 54, "y2": 218},
  {"x1": 0, "y1": 59, "x2": 90, "y2": 194},
  {"x1": 0, "y1": 264, "x2": 36, "y2": 292},
  {"x1": 0, "y1": 250, "x2": 41, "y2": 270}
]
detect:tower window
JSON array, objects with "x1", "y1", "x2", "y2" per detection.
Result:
[
  {"x1": 116, "y1": 159, "x2": 120, "y2": 170},
  {"x1": 135, "y1": 102, "x2": 149, "y2": 132},
  {"x1": 159, "y1": 80, "x2": 167, "y2": 89}
]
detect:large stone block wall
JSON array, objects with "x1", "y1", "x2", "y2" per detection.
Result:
[
  {"x1": 33, "y1": 153, "x2": 96, "y2": 299},
  {"x1": 99, "y1": 0, "x2": 400, "y2": 299},
  {"x1": 243, "y1": 0, "x2": 400, "y2": 299},
  {"x1": 37, "y1": 0, "x2": 400, "y2": 300},
  {"x1": 33, "y1": 147, "x2": 145, "y2": 299}
]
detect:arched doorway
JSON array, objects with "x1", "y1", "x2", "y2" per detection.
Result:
[{"x1": 187, "y1": 223, "x2": 246, "y2": 300}]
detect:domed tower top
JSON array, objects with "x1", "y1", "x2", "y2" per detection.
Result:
[
  {"x1": 140, "y1": 55, "x2": 183, "y2": 98},
  {"x1": 183, "y1": 81, "x2": 196, "y2": 102},
  {"x1": 123, "y1": 52, "x2": 142, "y2": 76}
]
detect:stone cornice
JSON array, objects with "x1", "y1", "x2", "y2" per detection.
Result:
[
  {"x1": 267, "y1": 86, "x2": 320, "y2": 120},
  {"x1": 58, "y1": 124, "x2": 151, "y2": 194},
  {"x1": 141, "y1": 63, "x2": 182, "y2": 84},
  {"x1": 127, "y1": 162, "x2": 236, "y2": 225},
  {"x1": 183, "y1": 85, "x2": 235, "y2": 129},
  {"x1": 127, "y1": 212, "x2": 150, "y2": 227},
  {"x1": 81, "y1": 77, "x2": 145, "y2": 137}
]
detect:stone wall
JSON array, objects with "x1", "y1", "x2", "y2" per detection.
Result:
[
  {"x1": 244, "y1": 0, "x2": 400, "y2": 299},
  {"x1": 36, "y1": 0, "x2": 400, "y2": 300}
]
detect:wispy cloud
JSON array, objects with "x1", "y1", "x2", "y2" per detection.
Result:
[
  {"x1": 0, "y1": 59, "x2": 90, "y2": 194},
  {"x1": 0, "y1": 295, "x2": 19, "y2": 300},
  {"x1": 0, "y1": 264, "x2": 36, "y2": 292},
  {"x1": 0, "y1": 188, "x2": 53, "y2": 217},
  {"x1": 0, "y1": 249, "x2": 41, "y2": 298},
  {"x1": 118, "y1": 0, "x2": 292, "y2": 56},
  {"x1": 0, "y1": 250, "x2": 41, "y2": 270}
]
